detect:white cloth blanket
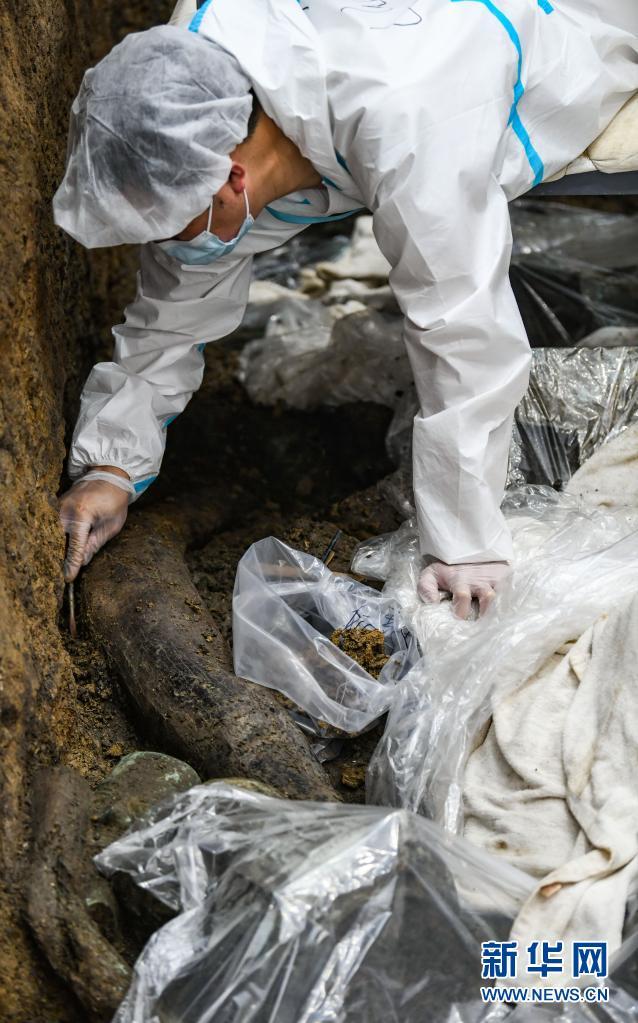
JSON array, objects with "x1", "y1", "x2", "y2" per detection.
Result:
[
  {"x1": 464, "y1": 592, "x2": 638, "y2": 980},
  {"x1": 566, "y1": 422, "x2": 638, "y2": 512}
]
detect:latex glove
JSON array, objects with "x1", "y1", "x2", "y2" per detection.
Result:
[
  {"x1": 59, "y1": 470, "x2": 134, "y2": 582},
  {"x1": 418, "y1": 561, "x2": 511, "y2": 620}
]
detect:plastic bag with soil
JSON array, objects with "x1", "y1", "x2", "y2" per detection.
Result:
[
  {"x1": 95, "y1": 782, "x2": 533, "y2": 1023},
  {"x1": 232, "y1": 537, "x2": 419, "y2": 734}
]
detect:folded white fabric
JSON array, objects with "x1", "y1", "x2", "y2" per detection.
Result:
[
  {"x1": 588, "y1": 92, "x2": 638, "y2": 173},
  {"x1": 464, "y1": 593, "x2": 638, "y2": 981},
  {"x1": 315, "y1": 217, "x2": 391, "y2": 282},
  {"x1": 551, "y1": 92, "x2": 638, "y2": 180}
]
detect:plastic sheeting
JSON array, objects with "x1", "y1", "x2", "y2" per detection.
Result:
[
  {"x1": 508, "y1": 347, "x2": 638, "y2": 488},
  {"x1": 383, "y1": 346, "x2": 638, "y2": 507},
  {"x1": 239, "y1": 205, "x2": 638, "y2": 413},
  {"x1": 245, "y1": 204, "x2": 638, "y2": 344},
  {"x1": 240, "y1": 331, "x2": 638, "y2": 507},
  {"x1": 95, "y1": 782, "x2": 534, "y2": 1023},
  {"x1": 96, "y1": 784, "x2": 638, "y2": 1023},
  {"x1": 361, "y1": 489, "x2": 638, "y2": 831},
  {"x1": 509, "y1": 202, "x2": 638, "y2": 349},
  {"x1": 252, "y1": 231, "x2": 351, "y2": 290},
  {"x1": 238, "y1": 308, "x2": 410, "y2": 411},
  {"x1": 232, "y1": 536, "x2": 418, "y2": 733}
]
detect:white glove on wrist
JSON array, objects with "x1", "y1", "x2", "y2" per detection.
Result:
[
  {"x1": 418, "y1": 561, "x2": 512, "y2": 620},
  {"x1": 79, "y1": 469, "x2": 136, "y2": 500}
]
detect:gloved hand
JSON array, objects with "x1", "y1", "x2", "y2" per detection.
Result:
[
  {"x1": 59, "y1": 469, "x2": 134, "y2": 582},
  {"x1": 418, "y1": 561, "x2": 511, "y2": 620}
]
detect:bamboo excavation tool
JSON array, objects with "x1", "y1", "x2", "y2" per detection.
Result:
[{"x1": 68, "y1": 581, "x2": 77, "y2": 639}]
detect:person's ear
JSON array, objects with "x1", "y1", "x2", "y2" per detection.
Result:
[{"x1": 228, "y1": 163, "x2": 247, "y2": 193}]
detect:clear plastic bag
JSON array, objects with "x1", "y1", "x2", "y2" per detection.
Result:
[
  {"x1": 95, "y1": 782, "x2": 534, "y2": 1023},
  {"x1": 232, "y1": 537, "x2": 418, "y2": 733},
  {"x1": 238, "y1": 307, "x2": 410, "y2": 412}
]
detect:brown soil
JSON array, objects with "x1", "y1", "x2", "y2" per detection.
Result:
[
  {"x1": 330, "y1": 627, "x2": 389, "y2": 679},
  {"x1": 326, "y1": 723, "x2": 386, "y2": 801},
  {"x1": 57, "y1": 635, "x2": 141, "y2": 783},
  {"x1": 0, "y1": 0, "x2": 177, "y2": 1017},
  {"x1": 340, "y1": 764, "x2": 369, "y2": 789},
  {"x1": 189, "y1": 513, "x2": 364, "y2": 648}
]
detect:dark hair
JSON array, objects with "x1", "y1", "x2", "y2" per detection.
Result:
[{"x1": 246, "y1": 92, "x2": 262, "y2": 138}]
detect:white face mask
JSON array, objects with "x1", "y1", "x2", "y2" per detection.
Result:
[{"x1": 159, "y1": 189, "x2": 254, "y2": 265}]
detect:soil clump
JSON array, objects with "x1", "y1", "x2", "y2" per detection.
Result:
[{"x1": 330, "y1": 627, "x2": 389, "y2": 679}]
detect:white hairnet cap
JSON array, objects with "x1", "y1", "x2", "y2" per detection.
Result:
[{"x1": 53, "y1": 25, "x2": 253, "y2": 248}]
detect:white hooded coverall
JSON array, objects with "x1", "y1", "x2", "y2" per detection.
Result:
[{"x1": 68, "y1": 0, "x2": 638, "y2": 564}]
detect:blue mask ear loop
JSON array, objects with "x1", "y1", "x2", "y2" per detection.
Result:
[{"x1": 208, "y1": 189, "x2": 250, "y2": 238}]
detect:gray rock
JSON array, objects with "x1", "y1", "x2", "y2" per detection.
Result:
[{"x1": 93, "y1": 751, "x2": 201, "y2": 848}]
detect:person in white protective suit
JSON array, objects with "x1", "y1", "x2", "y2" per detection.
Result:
[{"x1": 54, "y1": 0, "x2": 638, "y2": 619}]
